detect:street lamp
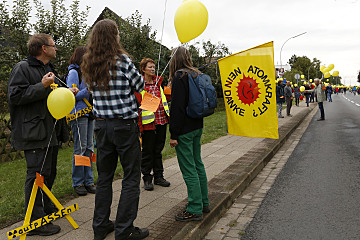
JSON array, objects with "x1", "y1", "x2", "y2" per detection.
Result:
[
  {"x1": 307, "y1": 61, "x2": 317, "y2": 80},
  {"x1": 280, "y1": 32, "x2": 307, "y2": 70}
]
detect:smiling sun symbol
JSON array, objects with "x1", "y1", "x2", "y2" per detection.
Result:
[{"x1": 236, "y1": 74, "x2": 261, "y2": 105}]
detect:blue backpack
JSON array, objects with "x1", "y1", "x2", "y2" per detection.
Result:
[{"x1": 179, "y1": 70, "x2": 217, "y2": 118}]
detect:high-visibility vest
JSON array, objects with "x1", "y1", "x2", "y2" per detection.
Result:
[{"x1": 140, "y1": 86, "x2": 170, "y2": 125}]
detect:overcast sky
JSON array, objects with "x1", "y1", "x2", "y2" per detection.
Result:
[{"x1": 11, "y1": 0, "x2": 360, "y2": 85}]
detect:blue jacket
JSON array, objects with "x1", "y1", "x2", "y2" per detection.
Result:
[
  {"x1": 294, "y1": 87, "x2": 301, "y2": 98},
  {"x1": 66, "y1": 64, "x2": 91, "y2": 117}
]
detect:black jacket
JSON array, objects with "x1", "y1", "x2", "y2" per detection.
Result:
[
  {"x1": 169, "y1": 70, "x2": 203, "y2": 140},
  {"x1": 8, "y1": 56, "x2": 58, "y2": 150}
]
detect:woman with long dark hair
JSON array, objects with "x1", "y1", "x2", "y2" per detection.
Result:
[
  {"x1": 169, "y1": 46, "x2": 210, "y2": 222},
  {"x1": 66, "y1": 46, "x2": 96, "y2": 196},
  {"x1": 82, "y1": 19, "x2": 148, "y2": 240}
]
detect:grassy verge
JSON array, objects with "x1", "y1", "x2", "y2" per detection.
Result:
[{"x1": 0, "y1": 108, "x2": 227, "y2": 229}]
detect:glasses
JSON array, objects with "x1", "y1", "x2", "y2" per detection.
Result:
[{"x1": 44, "y1": 44, "x2": 57, "y2": 49}]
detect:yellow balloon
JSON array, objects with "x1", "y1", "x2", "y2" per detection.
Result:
[
  {"x1": 174, "y1": 0, "x2": 208, "y2": 43},
  {"x1": 324, "y1": 72, "x2": 331, "y2": 78},
  {"x1": 47, "y1": 87, "x2": 75, "y2": 120},
  {"x1": 304, "y1": 81, "x2": 307, "y2": 84},
  {"x1": 327, "y1": 64, "x2": 334, "y2": 71},
  {"x1": 301, "y1": 74, "x2": 305, "y2": 79},
  {"x1": 320, "y1": 65, "x2": 326, "y2": 73},
  {"x1": 332, "y1": 70, "x2": 339, "y2": 77},
  {"x1": 300, "y1": 86, "x2": 305, "y2": 92},
  {"x1": 294, "y1": 84, "x2": 298, "y2": 87},
  {"x1": 327, "y1": 79, "x2": 329, "y2": 82},
  {"x1": 309, "y1": 79, "x2": 313, "y2": 83}
]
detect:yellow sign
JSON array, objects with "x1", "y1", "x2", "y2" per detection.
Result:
[
  {"x1": 218, "y1": 42, "x2": 278, "y2": 139},
  {"x1": 7, "y1": 204, "x2": 78, "y2": 239},
  {"x1": 7, "y1": 174, "x2": 79, "y2": 239}
]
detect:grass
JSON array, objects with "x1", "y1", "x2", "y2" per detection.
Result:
[{"x1": 0, "y1": 107, "x2": 228, "y2": 229}]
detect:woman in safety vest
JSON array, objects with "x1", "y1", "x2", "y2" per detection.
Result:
[{"x1": 135, "y1": 58, "x2": 170, "y2": 191}]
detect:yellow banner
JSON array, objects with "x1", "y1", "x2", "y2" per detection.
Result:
[{"x1": 218, "y1": 42, "x2": 278, "y2": 139}]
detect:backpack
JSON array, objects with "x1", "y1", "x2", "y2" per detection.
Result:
[
  {"x1": 60, "y1": 67, "x2": 82, "y2": 86},
  {"x1": 179, "y1": 70, "x2": 217, "y2": 118}
]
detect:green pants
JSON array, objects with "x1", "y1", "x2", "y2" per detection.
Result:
[{"x1": 175, "y1": 128, "x2": 209, "y2": 215}]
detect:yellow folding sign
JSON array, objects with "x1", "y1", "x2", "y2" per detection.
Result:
[{"x1": 218, "y1": 41, "x2": 279, "y2": 139}]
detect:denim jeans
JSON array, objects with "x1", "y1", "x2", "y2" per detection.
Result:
[
  {"x1": 305, "y1": 95, "x2": 311, "y2": 106},
  {"x1": 70, "y1": 116, "x2": 95, "y2": 187},
  {"x1": 328, "y1": 93, "x2": 332, "y2": 102},
  {"x1": 277, "y1": 103, "x2": 283, "y2": 117}
]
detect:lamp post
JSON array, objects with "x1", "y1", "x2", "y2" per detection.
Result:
[
  {"x1": 307, "y1": 61, "x2": 317, "y2": 80},
  {"x1": 280, "y1": 32, "x2": 307, "y2": 70}
]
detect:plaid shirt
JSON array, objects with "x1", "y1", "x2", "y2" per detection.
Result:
[
  {"x1": 145, "y1": 82, "x2": 169, "y2": 125},
  {"x1": 92, "y1": 54, "x2": 144, "y2": 119}
]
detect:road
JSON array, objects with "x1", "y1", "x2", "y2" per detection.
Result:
[{"x1": 242, "y1": 93, "x2": 360, "y2": 239}]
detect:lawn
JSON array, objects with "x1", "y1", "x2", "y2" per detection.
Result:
[{"x1": 0, "y1": 107, "x2": 228, "y2": 229}]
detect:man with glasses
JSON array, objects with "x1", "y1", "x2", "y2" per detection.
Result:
[{"x1": 8, "y1": 34, "x2": 61, "y2": 236}]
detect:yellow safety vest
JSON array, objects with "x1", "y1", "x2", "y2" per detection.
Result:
[{"x1": 141, "y1": 87, "x2": 170, "y2": 125}]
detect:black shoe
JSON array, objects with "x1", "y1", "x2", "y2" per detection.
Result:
[
  {"x1": 144, "y1": 181, "x2": 154, "y2": 191},
  {"x1": 154, "y1": 177, "x2": 170, "y2": 187},
  {"x1": 74, "y1": 185, "x2": 87, "y2": 196},
  {"x1": 94, "y1": 221, "x2": 114, "y2": 240},
  {"x1": 27, "y1": 223, "x2": 61, "y2": 236},
  {"x1": 127, "y1": 227, "x2": 149, "y2": 240},
  {"x1": 85, "y1": 184, "x2": 96, "y2": 194},
  {"x1": 175, "y1": 210, "x2": 203, "y2": 222}
]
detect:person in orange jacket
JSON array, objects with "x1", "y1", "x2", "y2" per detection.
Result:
[{"x1": 135, "y1": 58, "x2": 171, "y2": 191}]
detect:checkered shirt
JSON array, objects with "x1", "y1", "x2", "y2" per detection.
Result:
[
  {"x1": 145, "y1": 82, "x2": 169, "y2": 125},
  {"x1": 92, "y1": 54, "x2": 144, "y2": 119}
]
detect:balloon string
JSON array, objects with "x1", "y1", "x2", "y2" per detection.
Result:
[
  {"x1": 151, "y1": 44, "x2": 183, "y2": 95},
  {"x1": 155, "y1": 0, "x2": 168, "y2": 79},
  {"x1": 39, "y1": 119, "x2": 58, "y2": 174},
  {"x1": 73, "y1": 106, "x2": 84, "y2": 155},
  {"x1": 54, "y1": 75, "x2": 68, "y2": 87}
]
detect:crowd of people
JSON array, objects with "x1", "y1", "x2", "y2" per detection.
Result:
[
  {"x1": 276, "y1": 79, "x2": 329, "y2": 121},
  {"x1": 7, "y1": 19, "x2": 209, "y2": 240}
]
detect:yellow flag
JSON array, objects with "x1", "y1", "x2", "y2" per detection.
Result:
[{"x1": 218, "y1": 42, "x2": 278, "y2": 139}]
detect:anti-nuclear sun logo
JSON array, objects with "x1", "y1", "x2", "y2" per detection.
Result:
[{"x1": 236, "y1": 74, "x2": 261, "y2": 105}]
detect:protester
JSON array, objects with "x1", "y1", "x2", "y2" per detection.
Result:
[
  {"x1": 169, "y1": 46, "x2": 210, "y2": 222},
  {"x1": 66, "y1": 46, "x2": 96, "y2": 196},
  {"x1": 326, "y1": 83, "x2": 333, "y2": 102},
  {"x1": 7, "y1": 33, "x2": 62, "y2": 236},
  {"x1": 306, "y1": 78, "x2": 326, "y2": 121},
  {"x1": 284, "y1": 81, "x2": 293, "y2": 117},
  {"x1": 276, "y1": 80, "x2": 285, "y2": 118},
  {"x1": 294, "y1": 84, "x2": 301, "y2": 106},
  {"x1": 135, "y1": 58, "x2": 170, "y2": 191},
  {"x1": 304, "y1": 84, "x2": 311, "y2": 107},
  {"x1": 310, "y1": 83, "x2": 315, "y2": 102},
  {"x1": 81, "y1": 19, "x2": 148, "y2": 240}
]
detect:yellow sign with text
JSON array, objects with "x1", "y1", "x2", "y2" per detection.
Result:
[
  {"x1": 218, "y1": 42, "x2": 278, "y2": 139},
  {"x1": 7, "y1": 204, "x2": 78, "y2": 239}
]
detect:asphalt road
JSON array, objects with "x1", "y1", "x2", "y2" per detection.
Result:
[{"x1": 242, "y1": 93, "x2": 360, "y2": 240}]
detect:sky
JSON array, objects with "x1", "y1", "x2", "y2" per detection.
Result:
[{"x1": 9, "y1": 0, "x2": 360, "y2": 85}]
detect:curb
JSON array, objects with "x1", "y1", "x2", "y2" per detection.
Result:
[{"x1": 145, "y1": 104, "x2": 317, "y2": 240}]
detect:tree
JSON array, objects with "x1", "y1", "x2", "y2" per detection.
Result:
[
  {"x1": 0, "y1": 0, "x2": 89, "y2": 114},
  {"x1": 33, "y1": 0, "x2": 90, "y2": 74},
  {"x1": 288, "y1": 54, "x2": 321, "y2": 81}
]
